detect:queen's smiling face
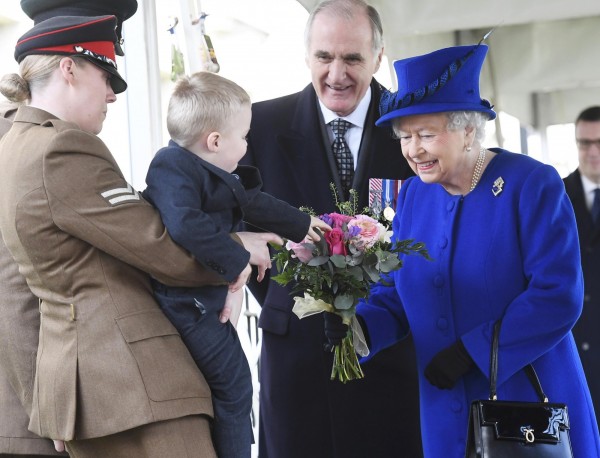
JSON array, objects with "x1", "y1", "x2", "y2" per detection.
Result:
[{"x1": 393, "y1": 113, "x2": 475, "y2": 194}]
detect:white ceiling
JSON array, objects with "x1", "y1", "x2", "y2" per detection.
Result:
[{"x1": 297, "y1": 0, "x2": 600, "y2": 128}]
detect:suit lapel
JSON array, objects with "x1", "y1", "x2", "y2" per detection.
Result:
[
  {"x1": 278, "y1": 85, "x2": 343, "y2": 198},
  {"x1": 353, "y1": 81, "x2": 381, "y2": 196},
  {"x1": 316, "y1": 105, "x2": 345, "y2": 201},
  {"x1": 564, "y1": 170, "x2": 600, "y2": 245}
]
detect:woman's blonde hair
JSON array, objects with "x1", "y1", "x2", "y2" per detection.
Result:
[
  {"x1": 167, "y1": 71, "x2": 251, "y2": 148},
  {"x1": 0, "y1": 55, "x2": 86, "y2": 103}
]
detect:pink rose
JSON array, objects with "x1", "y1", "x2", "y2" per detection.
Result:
[
  {"x1": 327, "y1": 212, "x2": 353, "y2": 229},
  {"x1": 348, "y1": 215, "x2": 385, "y2": 250},
  {"x1": 324, "y1": 228, "x2": 347, "y2": 255},
  {"x1": 286, "y1": 240, "x2": 315, "y2": 263}
]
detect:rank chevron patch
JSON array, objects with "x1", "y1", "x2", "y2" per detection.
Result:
[{"x1": 100, "y1": 183, "x2": 140, "y2": 206}]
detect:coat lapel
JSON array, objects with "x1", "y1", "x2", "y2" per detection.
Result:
[
  {"x1": 564, "y1": 169, "x2": 600, "y2": 245},
  {"x1": 353, "y1": 81, "x2": 381, "y2": 198},
  {"x1": 276, "y1": 84, "x2": 342, "y2": 200}
]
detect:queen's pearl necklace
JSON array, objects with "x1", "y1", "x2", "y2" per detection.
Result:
[{"x1": 470, "y1": 148, "x2": 486, "y2": 192}]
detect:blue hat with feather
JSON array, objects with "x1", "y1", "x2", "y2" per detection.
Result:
[{"x1": 376, "y1": 44, "x2": 496, "y2": 126}]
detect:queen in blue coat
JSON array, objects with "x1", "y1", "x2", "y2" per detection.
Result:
[{"x1": 355, "y1": 43, "x2": 600, "y2": 457}]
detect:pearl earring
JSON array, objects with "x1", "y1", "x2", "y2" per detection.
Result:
[{"x1": 466, "y1": 146, "x2": 472, "y2": 152}]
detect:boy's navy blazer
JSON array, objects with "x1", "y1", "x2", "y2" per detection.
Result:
[{"x1": 144, "y1": 142, "x2": 310, "y2": 284}]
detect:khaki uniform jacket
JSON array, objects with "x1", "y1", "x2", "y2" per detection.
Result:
[
  {"x1": 0, "y1": 106, "x2": 224, "y2": 441},
  {"x1": 0, "y1": 105, "x2": 65, "y2": 455}
]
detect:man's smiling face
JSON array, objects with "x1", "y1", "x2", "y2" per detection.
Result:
[{"x1": 306, "y1": 10, "x2": 382, "y2": 117}]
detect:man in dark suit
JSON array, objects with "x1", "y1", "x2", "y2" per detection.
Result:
[
  {"x1": 241, "y1": 1, "x2": 422, "y2": 456},
  {"x1": 563, "y1": 105, "x2": 600, "y2": 419}
]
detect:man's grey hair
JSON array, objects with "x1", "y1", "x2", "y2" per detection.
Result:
[{"x1": 304, "y1": 0, "x2": 384, "y2": 60}]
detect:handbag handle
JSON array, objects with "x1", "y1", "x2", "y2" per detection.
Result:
[{"x1": 488, "y1": 320, "x2": 548, "y2": 402}]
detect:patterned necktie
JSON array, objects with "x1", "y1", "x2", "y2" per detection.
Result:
[
  {"x1": 330, "y1": 118, "x2": 354, "y2": 197},
  {"x1": 592, "y1": 188, "x2": 600, "y2": 227}
]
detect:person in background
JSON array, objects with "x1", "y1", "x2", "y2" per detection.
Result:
[
  {"x1": 241, "y1": 1, "x2": 421, "y2": 457},
  {"x1": 143, "y1": 71, "x2": 330, "y2": 458},
  {"x1": 0, "y1": 100, "x2": 68, "y2": 458},
  {"x1": 350, "y1": 42, "x2": 600, "y2": 456},
  {"x1": 0, "y1": 15, "x2": 279, "y2": 458},
  {"x1": 0, "y1": 2, "x2": 138, "y2": 457},
  {"x1": 563, "y1": 105, "x2": 600, "y2": 419}
]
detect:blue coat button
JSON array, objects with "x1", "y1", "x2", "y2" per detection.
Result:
[{"x1": 451, "y1": 399, "x2": 462, "y2": 412}]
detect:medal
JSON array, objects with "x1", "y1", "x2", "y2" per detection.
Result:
[{"x1": 383, "y1": 206, "x2": 395, "y2": 221}]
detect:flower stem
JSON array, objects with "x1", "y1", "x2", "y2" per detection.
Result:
[{"x1": 330, "y1": 333, "x2": 364, "y2": 383}]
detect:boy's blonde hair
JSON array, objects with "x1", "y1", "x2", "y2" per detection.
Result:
[{"x1": 167, "y1": 71, "x2": 251, "y2": 148}]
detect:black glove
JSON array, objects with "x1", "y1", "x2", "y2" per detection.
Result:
[
  {"x1": 424, "y1": 340, "x2": 474, "y2": 389},
  {"x1": 323, "y1": 312, "x2": 348, "y2": 348}
]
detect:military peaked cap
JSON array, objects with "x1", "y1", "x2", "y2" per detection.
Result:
[
  {"x1": 20, "y1": 0, "x2": 138, "y2": 55},
  {"x1": 15, "y1": 15, "x2": 127, "y2": 94}
]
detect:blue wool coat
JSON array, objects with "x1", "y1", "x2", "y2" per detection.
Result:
[{"x1": 358, "y1": 149, "x2": 600, "y2": 457}]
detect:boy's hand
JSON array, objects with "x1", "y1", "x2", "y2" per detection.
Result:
[{"x1": 306, "y1": 216, "x2": 331, "y2": 242}]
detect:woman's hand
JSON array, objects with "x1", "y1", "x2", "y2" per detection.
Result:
[
  {"x1": 229, "y1": 264, "x2": 251, "y2": 293},
  {"x1": 424, "y1": 340, "x2": 474, "y2": 389},
  {"x1": 220, "y1": 288, "x2": 244, "y2": 327},
  {"x1": 235, "y1": 231, "x2": 284, "y2": 281},
  {"x1": 53, "y1": 440, "x2": 65, "y2": 452}
]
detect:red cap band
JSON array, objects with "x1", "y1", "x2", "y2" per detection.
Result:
[{"x1": 36, "y1": 40, "x2": 116, "y2": 63}]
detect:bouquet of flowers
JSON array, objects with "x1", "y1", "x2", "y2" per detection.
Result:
[{"x1": 271, "y1": 186, "x2": 430, "y2": 383}]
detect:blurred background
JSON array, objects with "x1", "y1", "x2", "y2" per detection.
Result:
[{"x1": 3, "y1": 0, "x2": 599, "y2": 185}]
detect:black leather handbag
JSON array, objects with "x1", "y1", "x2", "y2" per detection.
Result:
[{"x1": 465, "y1": 321, "x2": 573, "y2": 457}]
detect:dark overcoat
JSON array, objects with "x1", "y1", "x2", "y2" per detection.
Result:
[
  {"x1": 564, "y1": 169, "x2": 600, "y2": 416},
  {"x1": 242, "y1": 80, "x2": 423, "y2": 458}
]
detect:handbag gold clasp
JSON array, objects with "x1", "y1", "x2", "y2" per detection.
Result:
[{"x1": 522, "y1": 427, "x2": 535, "y2": 443}]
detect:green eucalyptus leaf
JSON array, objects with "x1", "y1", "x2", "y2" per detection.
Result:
[
  {"x1": 330, "y1": 255, "x2": 347, "y2": 268},
  {"x1": 308, "y1": 256, "x2": 329, "y2": 266},
  {"x1": 313, "y1": 228, "x2": 329, "y2": 254},
  {"x1": 334, "y1": 294, "x2": 355, "y2": 310},
  {"x1": 362, "y1": 264, "x2": 380, "y2": 282},
  {"x1": 348, "y1": 266, "x2": 363, "y2": 281},
  {"x1": 379, "y1": 257, "x2": 401, "y2": 273}
]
